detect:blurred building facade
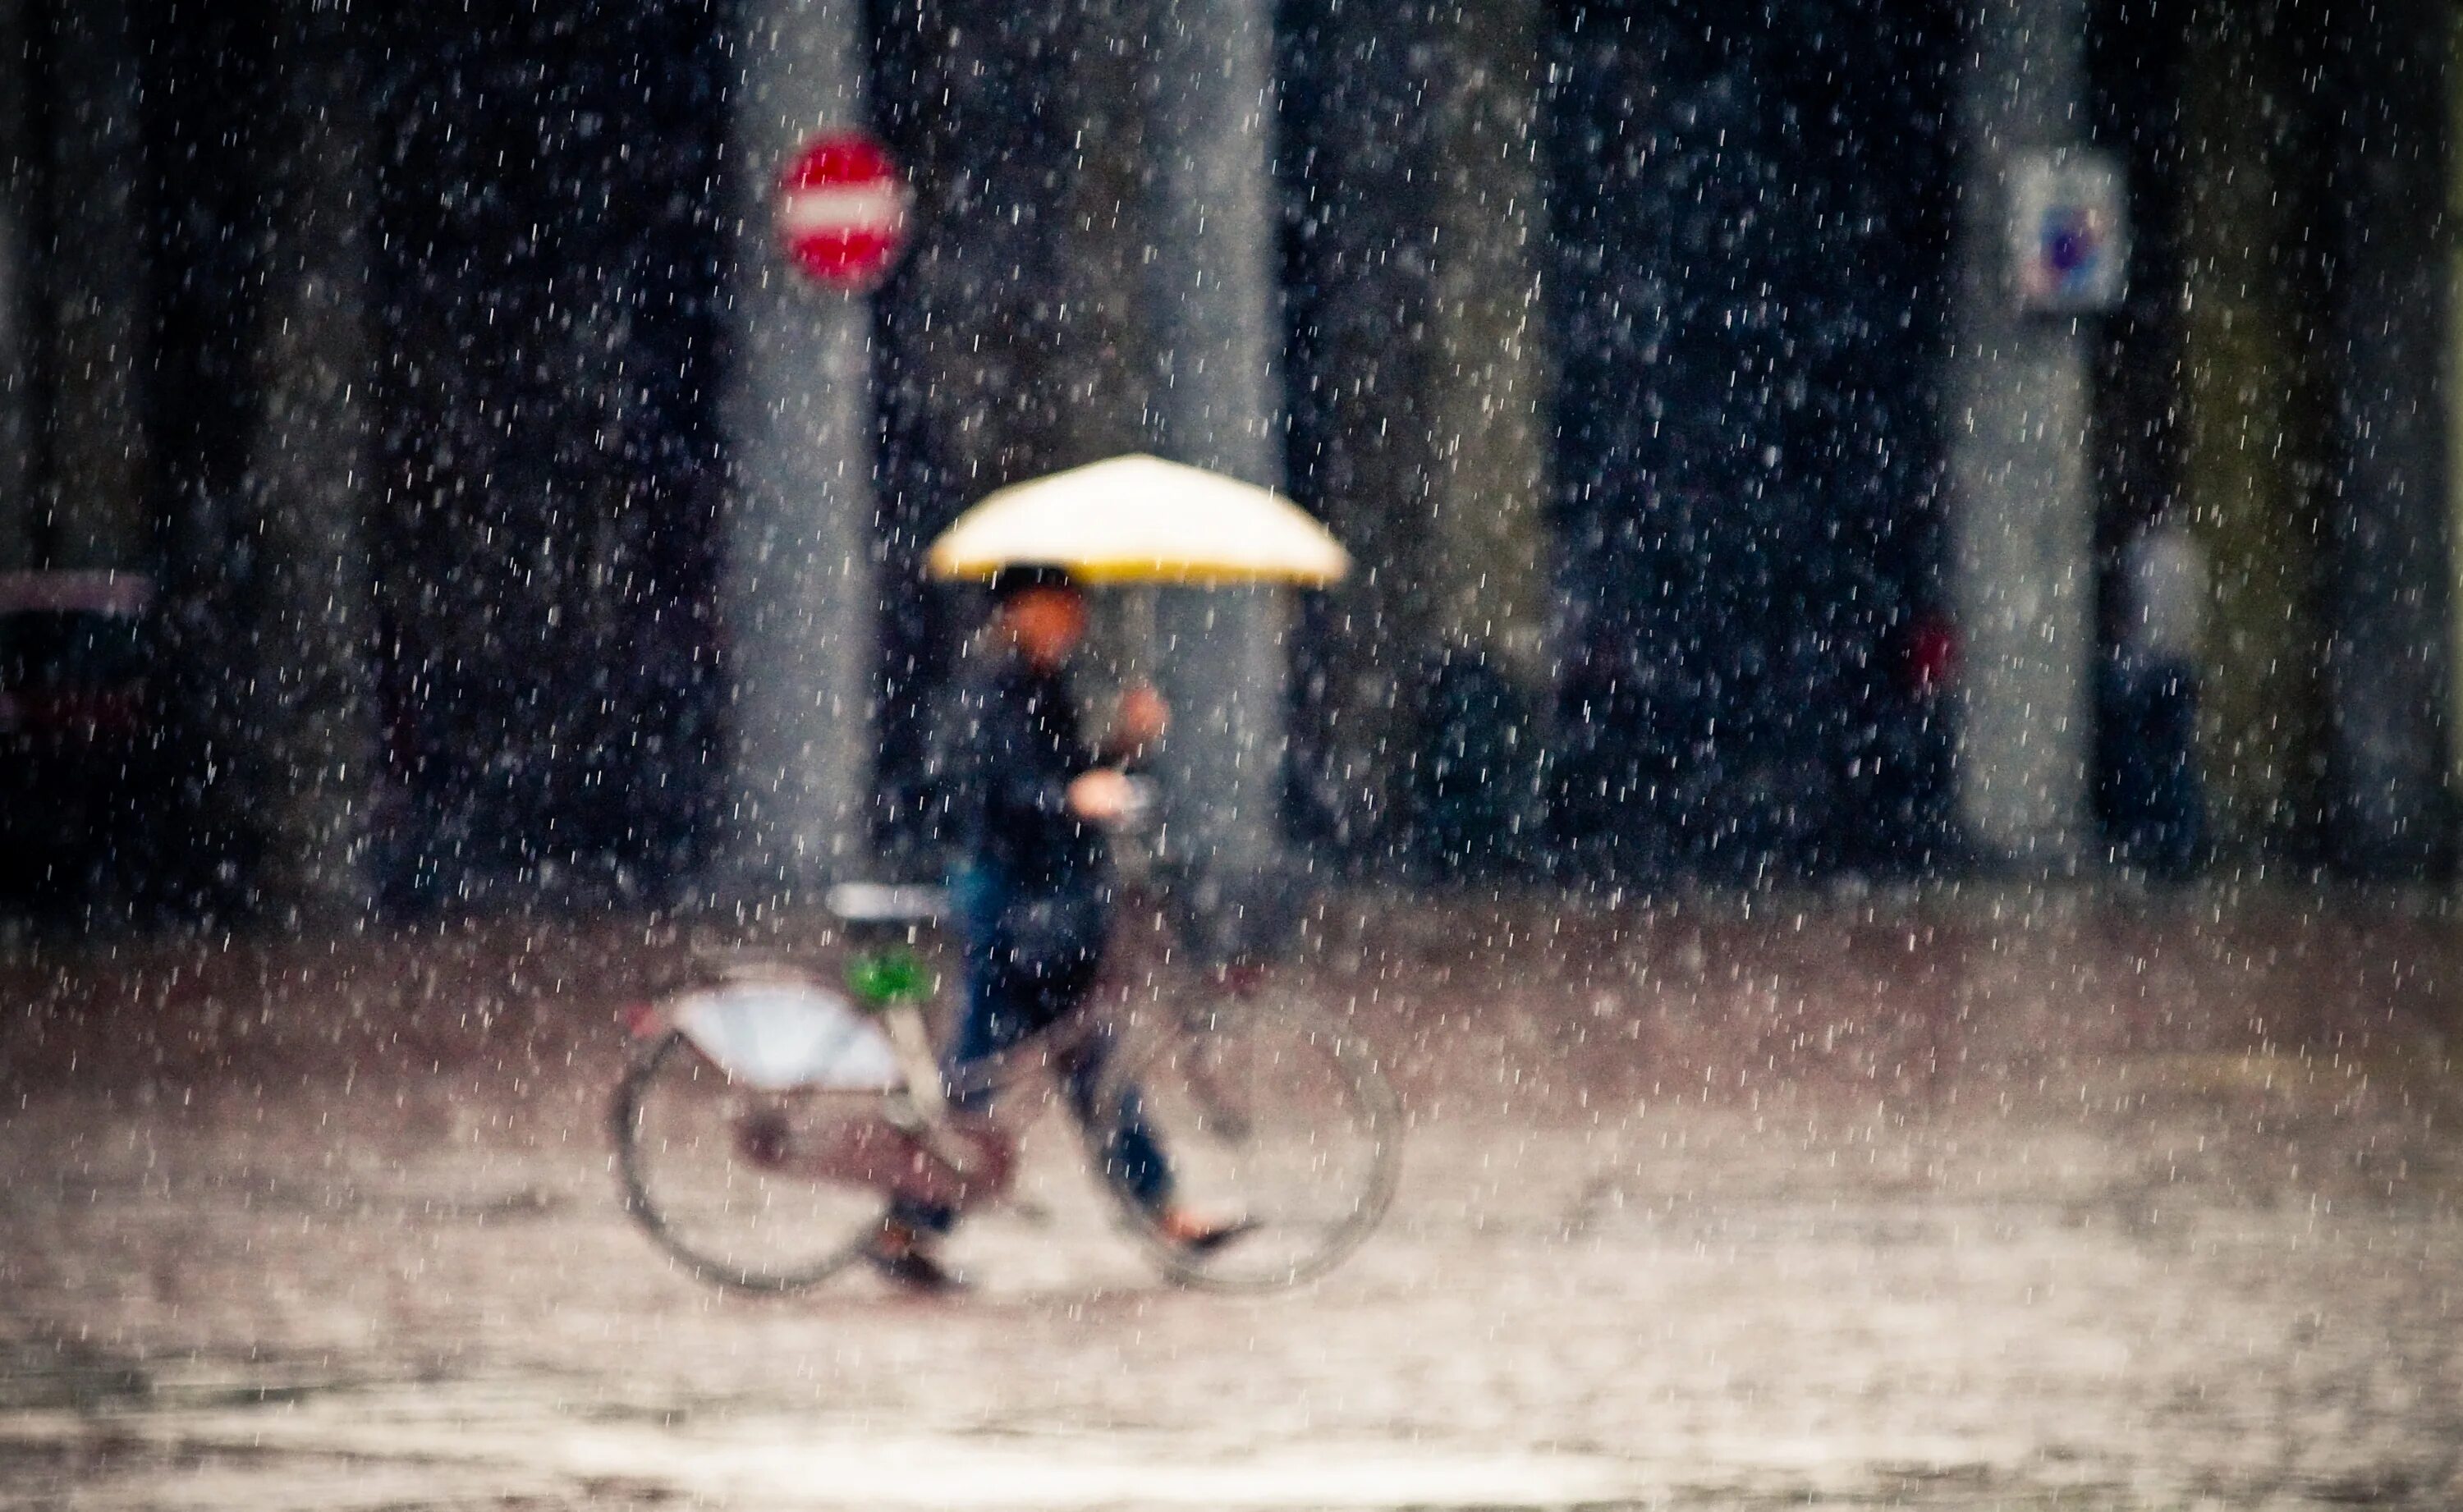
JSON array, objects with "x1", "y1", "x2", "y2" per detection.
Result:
[{"x1": 0, "y1": 0, "x2": 2452, "y2": 919}]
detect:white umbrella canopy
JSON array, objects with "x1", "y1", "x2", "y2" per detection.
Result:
[{"x1": 924, "y1": 454, "x2": 1351, "y2": 587}]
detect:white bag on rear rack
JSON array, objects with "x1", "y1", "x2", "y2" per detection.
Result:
[{"x1": 669, "y1": 980, "x2": 900, "y2": 1092}]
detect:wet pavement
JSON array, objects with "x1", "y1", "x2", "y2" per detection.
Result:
[{"x1": 3, "y1": 882, "x2": 2461, "y2": 1509}]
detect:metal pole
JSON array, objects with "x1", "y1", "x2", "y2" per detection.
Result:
[
  {"x1": 1142, "y1": 0, "x2": 1287, "y2": 877},
  {"x1": 1943, "y1": 0, "x2": 2095, "y2": 868},
  {"x1": 721, "y1": 0, "x2": 879, "y2": 896}
]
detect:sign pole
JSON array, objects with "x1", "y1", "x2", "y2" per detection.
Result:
[
  {"x1": 719, "y1": 0, "x2": 886, "y2": 899},
  {"x1": 1944, "y1": 0, "x2": 2098, "y2": 869}
]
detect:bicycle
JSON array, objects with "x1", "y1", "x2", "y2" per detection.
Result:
[{"x1": 610, "y1": 881, "x2": 1401, "y2": 1294}]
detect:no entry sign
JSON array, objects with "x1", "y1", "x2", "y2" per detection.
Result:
[{"x1": 775, "y1": 132, "x2": 910, "y2": 291}]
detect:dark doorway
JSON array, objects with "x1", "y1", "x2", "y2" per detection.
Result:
[
  {"x1": 367, "y1": 3, "x2": 730, "y2": 909},
  {"x1": 1542, "y1": 0, "x2": 1959, "y2": 882}
]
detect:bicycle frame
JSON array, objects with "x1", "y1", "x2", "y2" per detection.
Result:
[
  {"x1": 612, "y1": 896, "x2": 1400, "y2": 1294},
  {"x1": 621, "y1": 933, "x2": 1091, "y2": 1215}
]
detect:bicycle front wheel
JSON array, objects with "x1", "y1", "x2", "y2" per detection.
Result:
[
  {"x1": 611, "y1": 1030, "x2": 897, "y2": 1293},
  {"x1": 1098, "y1": 998, "x2": 1401, "y2": 1291}
]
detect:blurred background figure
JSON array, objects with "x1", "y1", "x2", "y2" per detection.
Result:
[{"x1": 2098, "y1": 509, "x2": 2209, "y2": 879}]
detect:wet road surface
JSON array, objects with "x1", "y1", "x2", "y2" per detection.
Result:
[{"x1": 4, "y1": 883, "x2": 2460, "y2": 1509}]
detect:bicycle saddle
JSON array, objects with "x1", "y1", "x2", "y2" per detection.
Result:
[{"x1": 826, "y1": 881, "x2": 948, "y2": 926}]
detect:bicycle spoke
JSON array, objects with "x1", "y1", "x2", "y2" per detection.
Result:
[
  {"x1": 1100, "y1": 1001, "x2": 1398, "y2": 1291},
  {"x1": 612, "y1": 1033, "x2": 891, "y2": 1292}
]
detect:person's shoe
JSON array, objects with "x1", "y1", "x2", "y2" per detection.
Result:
[
  {"x1": 864, "y1": 1221, "x2": 968, "y2": 1294},
  {"x1": 1158, "y1": 1207, "x2": 1260, "y2": 1256}
]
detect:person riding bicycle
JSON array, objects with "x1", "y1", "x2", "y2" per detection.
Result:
[{"x1": 870, "y1": 564, "x2": 1249, "y2": 1290}]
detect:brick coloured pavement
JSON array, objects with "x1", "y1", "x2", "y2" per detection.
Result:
[{"x1": 2, "y1": 884, "x2": 2458, "y2": 1510}]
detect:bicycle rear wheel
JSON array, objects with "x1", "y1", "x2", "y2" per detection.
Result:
[
  {"x1": 611, "y1": 1030, "x2": 897, "y2": 1293},
  {"x1": 1097, "y1": 998, "x2": 1400, "y2": 1291}
]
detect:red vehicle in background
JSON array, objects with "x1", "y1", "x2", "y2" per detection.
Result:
[{"x1": 0, "y1": 570, "x2": 158, "y2": 907}]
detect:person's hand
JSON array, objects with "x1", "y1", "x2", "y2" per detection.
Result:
[
  {"x1": 1111, "y1": 681, "x2": 1169, "y2": 754},
  {"x1": 1067, "y1": 768, "x2": 1134, "y2": 824}
]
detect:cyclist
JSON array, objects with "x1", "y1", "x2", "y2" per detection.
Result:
[{"x1": 869, "y1": 564, "x2": 1247, "y2": 1290}]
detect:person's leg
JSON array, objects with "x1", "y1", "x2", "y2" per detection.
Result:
[
  {"x1": 1055, "y1": 1008, "x2": 1173, "y2": 1216},
  {"x1": 883, "y1": 868, "x2": 1026, "y2": 1239},
  {"x1": 1051, "y1": 994, "x2": 1252, "y2": 1251}
]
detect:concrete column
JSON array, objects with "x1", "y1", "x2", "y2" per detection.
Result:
[
  {"x1": 2323, "y1": 0, "x2": 2452, "y2": 877},
  {"x1": 247, "y1": 5, "x2": 376, "y2": 919},
  {"x1": 41, "y1": 0, "x2": 150, "y2": 570},
  {"x1": 720, "y1": 0, "x2": 879, "y2": 894},
  {"x1": 1944, "y1": 0, "x2": 2095, "y2": 867},
  {"x1": 1142, "y1": 0, "x2": 1287, "y2": 873},
  {"x1": 2178, "y1": 6, "x2": 2331, "y2": 859},
  {"x1": 1408, "y1": 0, "x2": 1552, "y2": 873},
  {"x1": 1424, "y1": 0, "x2": 1550, "y2": 685}
]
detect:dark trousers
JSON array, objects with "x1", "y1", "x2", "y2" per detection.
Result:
[
  {"x1": 891, "y1": 867, "x2": 1172, "y2": 1236},
  {"x1": 2098, "y1": 657, "x2": 2207, "y2": 878}
]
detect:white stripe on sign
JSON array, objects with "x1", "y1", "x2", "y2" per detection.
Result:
[{"x1": 778, "y1": 183, "x2": 908, "y2": 237}]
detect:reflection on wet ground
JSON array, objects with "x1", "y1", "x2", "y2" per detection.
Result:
[{"x1": 3, "y1": 884, "x2": 2459, "y2": 1508}]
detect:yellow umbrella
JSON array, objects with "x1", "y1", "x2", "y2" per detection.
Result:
[{"x1": 924, "y1": 454, "x2": 1351, "y2": 586}]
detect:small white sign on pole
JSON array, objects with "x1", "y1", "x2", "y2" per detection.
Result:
[{"x1": 2010, "y1": 149, "x2": 2128, "y2": 314}]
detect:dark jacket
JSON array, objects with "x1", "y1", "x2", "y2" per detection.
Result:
[
  {"x1": 943, "y1": 648, "x2": 1108, "y2": 900},
  {"x1": 938, "y1": 648, "x2": 1112, "y2": 998}
]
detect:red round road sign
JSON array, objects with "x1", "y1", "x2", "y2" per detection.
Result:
[{"x1": 775, "y1": 132, "x2": 910, "y2": 291}]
